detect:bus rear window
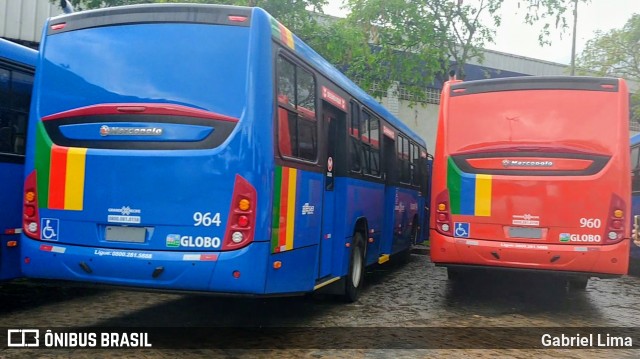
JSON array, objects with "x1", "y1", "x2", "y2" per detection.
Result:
[
  {"x1": 39, "y1": 23, "x2": 250, "y2": 119},
  {"x1": 447, "y1": 90, "x2": 621, "y2": 154}
]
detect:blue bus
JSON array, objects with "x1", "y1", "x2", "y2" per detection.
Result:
[
  {"x1": 0, "y1": 38, "x2": 36, "y2": 281},
  {"x1": 630, "y1": 133, "x2": 640, "y2": 272},
  {"x1": 21, "y1": 4, "x2": 428, "y2": 301}
]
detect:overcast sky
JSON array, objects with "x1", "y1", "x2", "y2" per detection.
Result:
[{"x1": 322, "y1": 0, "x2": 640, "y2": 65}]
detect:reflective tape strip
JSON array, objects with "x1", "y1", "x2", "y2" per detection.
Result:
[
  {"x1": 40, "y1": 244, "x2": 66, "y2": 253},
  {"x1": 183, "y1": 254, "x2": 219, "y2": 261},
  {"x1": 4, "y1": 228, "x2": 22, "y2": 234},
  {"x1": 313, "y1": 277, "x2": 341, "y2": 290}
]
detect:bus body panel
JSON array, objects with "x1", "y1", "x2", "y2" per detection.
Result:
[
  {"x1": 22, "y1": 239, "x2": 272, "y2": 293},
  {"x1": 270, "y1": 167, "x2": 324, "y2": 253},
  {"x1": 338, "y1": 178, "x2": 385, "y2": 266},
  {"x1": 23, "y1": 8, "x2": 279, "y2": 291},
  {"x1": 384, "y1": 186, "x2": 420, "y2": 254},
  {"x1": 22, "y1": 4, "x2": 428, "y2": 295},
  {"x1": 0, "y1": 163, "x2": 24, "y2": 280},
  {"x1": 431, "y1": 77, "x2": 630, "y2": 276},
  {"x1": 430, "y1": 232, "x2": 629, "y2": 275},
  {"x1": 630, "y1": 133, "x2": 640, "y2": 265},
  {"x1": 632, "y1": 191, "x2": 640, "y2": 261},
  {"x1": 265, "y1": 245, "x2": 318, "y2": 293},
  {"x1": 0, "y1": 38, "x2": 37, "y2": 280}
]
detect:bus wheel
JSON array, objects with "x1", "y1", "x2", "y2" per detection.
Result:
[
  {"x1": 410, "y1": 218, "x2": 420, "y2": 245},
  {"x1": 447, "y1": 268, "x2": 460, "y2": 281},
  {"x1": 344, "y1": 232, "x2": 365, "y2": 302},
  {"x1": 567, "y1": 277, "x2": 588, "y2": 290}
]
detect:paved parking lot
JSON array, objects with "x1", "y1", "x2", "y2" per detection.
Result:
[{"x1": 0, "y1": 248, "x2": 639, "y2": 358}]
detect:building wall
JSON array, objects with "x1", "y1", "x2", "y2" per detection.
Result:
[{"x1": 0, "y1": 0, "x2": 61, "y2": 45}]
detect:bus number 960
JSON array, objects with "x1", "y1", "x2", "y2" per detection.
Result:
[
  {"x1": 193, "y1": 212, "x2": 222, "y2": 227},
  {"x1": 579, "y1": 218, "x2": 601, "y2": 229}
]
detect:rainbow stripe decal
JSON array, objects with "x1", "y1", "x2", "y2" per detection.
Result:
[
  {"x1": 270, "y1": 17, "x2": 295, "y2": 50},
  {"x1": 447, "y1": 157, "x2": 492, "y2": 216},
  {"x1": 271, "y1": 166, "x2": 298, "y2": 253},
  {"x1": 35, "y1": 122, "x2": 87, "y2": 211}
]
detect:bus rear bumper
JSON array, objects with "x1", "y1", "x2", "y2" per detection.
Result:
[
  {"x1": 429, "y1": 231, "x2": 629, "y2": 276},
  {"x1": 20, "y1": 238, "x2": 271, "y2": 294}
]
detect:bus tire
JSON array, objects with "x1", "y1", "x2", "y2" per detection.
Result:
[
  {"x1": 567, "y1": 277, "x2": 588, "y2": 290},
  {"x1": 344, "y1": 232, "x2": 365, "y2": 303},
  {"x1": 629, "y1": 260, "x2": 640, "y2": 276},
  {"x1": 447, "y1": 268, "x2": 460, "y2": 281},
  {"x1": 410, "y1": 217, "x2": 420, "y2": 245}
]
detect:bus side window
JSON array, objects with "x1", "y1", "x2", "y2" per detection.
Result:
[
  {"x1": 410, "y1": 143, "x2": 419, "y2": 186},
  {"x1": 632, "y1": 146, "x2": 640, "y2": 192},
  {"x1": 397, "y1": 135, "x2": 410, "y2": 184},
  {"x1": 0, "y1": 67, "x2": 32, "y2": 156},
  {"x1": 367, "y1": 114, "x2": 380, "y2": 176},
  {"x1": 631, "y1": 146, "x2": 639, "y2": 171},
  {"x1": 276, "y1": 55, "x2": 317, "y2": 162},
  {"x1": 277, "y1": 107, "x2": 293, "y2": 156},
  {"x1": 349, "y1": 101, "x2": 361, "y2": 173}
]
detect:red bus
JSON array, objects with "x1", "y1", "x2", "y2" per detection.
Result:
[{"x1": 430, "y1": 76, "x2": 630, "y2": 289}]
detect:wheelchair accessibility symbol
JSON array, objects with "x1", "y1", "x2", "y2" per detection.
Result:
[
  {"x1": 454, "y1": 222, "x2": 470, "y2": 238},
  {"x1": 41, "y1": 218, "x2": 59, "y2": 241}
]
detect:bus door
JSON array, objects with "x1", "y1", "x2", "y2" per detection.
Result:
[
  {"x1": 381, "y1": 129, "x2": 397, "y2": 255},
  {"x1": 319, "y1": 103, "x2": 345, "y2": 279}
]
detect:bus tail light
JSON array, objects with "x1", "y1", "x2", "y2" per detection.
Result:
[
  {"x1": 222, "y1": 175, "x2": 256, "y2": 251},
  {"x1": 23, "y1": 171, "x2": 41, "y2": 240},
  {"x1": 606, "y1": 194, "x2": 625, "y2": 243},
  {"x1": 435, "y1": 190, "x2": 453, "y2": 236}
]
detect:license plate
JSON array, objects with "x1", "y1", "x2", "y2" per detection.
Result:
[
  {"x1": 105, "y1": 226, "x2": 146, "y2": 243},
  {"x1": 508, "y1": 227, "x2": 542, "y2": 239}
]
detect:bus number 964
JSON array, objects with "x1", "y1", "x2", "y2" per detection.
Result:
[{"x1": 193, "y1": 212, "x2": 222, "y2": 227}]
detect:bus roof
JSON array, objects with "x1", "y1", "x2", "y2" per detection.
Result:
[
  {"x1": 450, "y1": 75, "x2": 620, "y2": 96},
  {"x1": 0, "y1": 37, "x2": 37, "y2": 67},
  {"x1": 45, "y1": 3, "x2": 426, "y2": 149},
  {"x1": 631, "y1": 133, "x2": 640, "y2": 146}
]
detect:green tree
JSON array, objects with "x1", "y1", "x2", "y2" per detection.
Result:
[
  {"x1": 339, "y1": 0, "x2": 587, "y2": 102},
  {"x1": 55, "y1": 0, "x2": 585, "y2": 103},
  {"x1": 577, "y1": 13, "x2": 640, "y2": 117},
  {"x1": 427, "y1": 0, "x2": 502, "y2": 80}
]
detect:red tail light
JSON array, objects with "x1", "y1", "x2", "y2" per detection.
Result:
[
  {"x1": 606, "y1": 194, "x2": 625, "y2": 243},
  {"x1": 222, "y1": 175, "x2": 257, "y2": 251},
  {"x1": 228, "y1": 15, "x2": 248, "y2": 22},
  {"x1": 23, "y1": 171, "x2": 41, "y2": 240},
  {"x1": 435, "y1": 190, "x2": 452, "y2": 236}
]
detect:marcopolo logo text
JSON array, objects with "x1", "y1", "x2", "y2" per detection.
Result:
[
  {"x1": 502, "y1": 159, "x2": 553, "y2": 168},
  {"x1": 100, "y1": 125, "x2": 163, "y2": 137}
]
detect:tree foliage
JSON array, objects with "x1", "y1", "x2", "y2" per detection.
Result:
[
  {"x1": 577, "y1": 13, "x2": 640, "y2": 117},
  {"x1": 339, "y1": 0, "x2": 585, "y2": 101},
  {"x1": 54, "y1": 0, "x2": 585, "y2": 103}
]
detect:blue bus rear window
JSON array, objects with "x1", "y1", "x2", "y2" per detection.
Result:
[{"x1": 39, "y1": 23, "x2": 250, "y2": 119}]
